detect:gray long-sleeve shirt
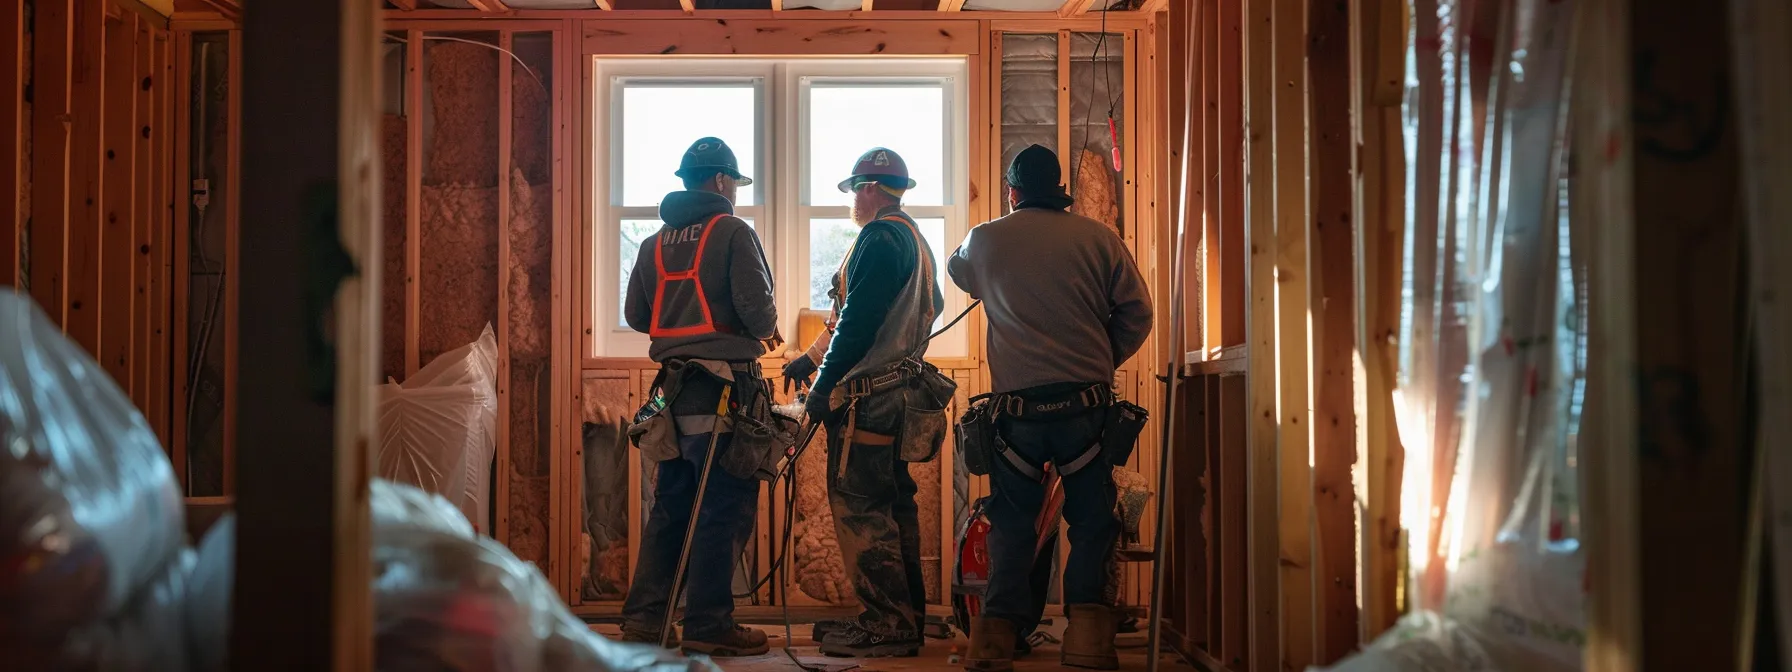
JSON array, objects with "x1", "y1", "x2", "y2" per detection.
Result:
[
  {"x1": 947, "y1": 206, "x2": 1153, "y2": 393},
  {"x1": 625, "y1": 190, "x2": 777, "y2": 362}
]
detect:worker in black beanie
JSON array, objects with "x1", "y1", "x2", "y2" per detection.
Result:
[{"x1": 947, "y1": 144, "x2": 1153, "y2": 671}]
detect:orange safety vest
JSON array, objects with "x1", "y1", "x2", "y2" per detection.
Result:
[{"x1": 648, "y1": 213, "x2": 736, "y2": 338}]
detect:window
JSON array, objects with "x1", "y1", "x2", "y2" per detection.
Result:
[{"x1": 592, "y1": 59, "x2": 971, "y2": 359}]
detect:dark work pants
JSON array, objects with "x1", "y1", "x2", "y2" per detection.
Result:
[
  {"x1": 621, "y1": 377, "x2": 759, "y2": 641},
  {"x1": 982, "y1": 409, "x2": 1117, "y2": 630},
  {"x1": 825, "y1": 416, "x2": 927, "y2": 637}
]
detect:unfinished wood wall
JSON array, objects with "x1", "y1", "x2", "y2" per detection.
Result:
[
  {"x1": 552, "y1": 14, "x2": 1166, "y2": 616},
  {"x1": 376, "y1": 23, "x2": 570, "y2": 583},
  {"x1": 1157, "y1": 0, "x2": 1402, "y2": 669},
  {"x1": 7, "y1": 1, "x2": 179, "y2": 452}
]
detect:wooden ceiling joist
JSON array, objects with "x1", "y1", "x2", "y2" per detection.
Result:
[
  {"x1": 862, "y1": 0, "x2": 876, "y2": 11},
  {"x1": 939, "y1": 0, "x2": 968, "y2": 11},
  {"x1": 1059, "y1": 0, "x2": 1100, "y2": 17},
  {"x1": 772, "y1": 0, "x2": 784, "y2": 10},
  {"x1": 173, "y1": 0, "x2": 240, "y2": 19},
  {"x1": 1138, "y1": 0, "x2": 1168, "y2": 12}
]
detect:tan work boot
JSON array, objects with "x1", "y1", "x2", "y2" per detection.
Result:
[
  {"x1": 683, "y1": 625, "x2": 770, "y2": 657},
  {"x1": 963, "y1": 617, "x2": 1017, "y2": 671},
  {"x1": 1061, "y1": 604, "x2": 1120, "y2": 670}
]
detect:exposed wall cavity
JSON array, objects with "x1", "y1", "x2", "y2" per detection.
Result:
[{"x1": 185, "y1": 32, "x2": 232, "y2": 497}]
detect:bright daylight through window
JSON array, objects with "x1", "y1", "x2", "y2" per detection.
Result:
[{"x1": 592, "y1": 59, "x2": 969, "y2": 359}]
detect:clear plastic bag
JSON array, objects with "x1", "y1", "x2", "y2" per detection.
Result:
[
  {"x1": 186, "y1": 480, "x2": 721, "y2": 672},
  {"x1": 378, "y1": 324, "x2": 499, "y2": 533},
  {"x1": 0, "y1": 290, "x2": 186, "y2": 639}
]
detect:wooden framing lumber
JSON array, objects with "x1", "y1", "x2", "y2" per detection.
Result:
[
  {"x1": 1241, "y1": 0, "x2": 1281, "y2": 666},
  {"x1": 1271, "y1": 0, "x2": 1315, "y2": 665},
  {"x1": 497, "y1": 29, "x2": 517, "y2": 550},
  {"x1": 151, "y1": 26, "x2": 175, "y2": 449},
  {"x1": 1057, "y1": 30, "x2": 1071, "y2": 180},
  {"x1": 938, "y1": 0, "x2": 967, "y2": 11},
  {"x1": 1627, "y1": 0, "x2": 1752, "y2": 665},
  {"x1": 2, "y1": 0, "x2": 21, "y2": 288},
  {"x1": 1059, "y1": 0, "x2": 1100, "y2": 18},
  {"x1": 390, "y1": 0, "x2": 420, "y2": 10},
  {"x1": 404, "y1": 29, "x2": 422, "y2": 377},
  {"x1": 863, "y1": 0, "x2": 875, "y2": 12},
  {"x1": 1198, "y1": 0, "x2": 1219, "y2": 355},
  {"x1": 679, "y1": 0, "x2": 696, "y2": 14},
  {"x1": 1219, "y1": 0, "x2": 1242, "y2": 349},
  {"x1": 1307, "y1": 0, "x2": 1359, "y2": 660},
  {"x1": 132, "y1": 17, "x2": 156, "y2": 418},
  {"x1": 171, "y1": 31, "x2": 192, "y2": 488},
  {"x1": 1729, "y1": 0, "x2": 1792, "y2": 660},
  {"x1": 101, "y1": 11, "x2": 139, "y2": 392},
  {"x1": 65, "y1": 0, "x2": 105, "y2": 356},
  {"x1": 223, "y1": 28, "x2": 241, "y2": 496},
  {"x1": 579, "y1": 19, "x2": 982, "y2": 55},
  {"x1": 1574, "y1": 0, "x2": 1639, "y2": 666},
  {"x1": 1350, "y1": 0, "x2": 1406, "y2": 639},
  {"x1": 468, "y1": 0, "x2": 516, "y2": 11},
  {"x1": 231, "y1": 0, "x2": 378, "y2": 665}
]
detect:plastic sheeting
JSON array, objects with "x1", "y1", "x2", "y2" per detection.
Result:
[
  {"x1": 1319, "y1": 0, "x2": 1587, "y2": 669},
  {"x1": 188, "y1": 481, "x2": 721, "y2": 672},
  {"x1": 0, "y1": 289, "x2": 189, "y2": 667},
  {"x1": 379, "y1": 323, "x2": 499, "y2": 534}
]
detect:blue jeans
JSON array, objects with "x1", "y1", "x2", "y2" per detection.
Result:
[
  {"x1": 621, "y1": 394, "x2": 760, "y2": 640},
  {"x1": 981, "y1": 408, "x2": 1116, "y2": 629}
]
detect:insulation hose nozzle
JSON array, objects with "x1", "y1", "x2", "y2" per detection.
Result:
[{"x1": 1108, "y1": 117, "x2": 1122, "y2": 171}]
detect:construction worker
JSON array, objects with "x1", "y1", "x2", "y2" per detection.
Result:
[
  {"x1": 783, "y1": 147, "x2": 944, "y2": 658},
  {"x1": 947, "y1": 144, "x2": 1153, "y2": 671},
  {"x1": 618, "y1": 137, "x2": 777, "y2": 657}
]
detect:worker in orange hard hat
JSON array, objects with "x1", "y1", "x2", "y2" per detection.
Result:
[{"x1": 784, "y1": 147, "x2": 945, "y2": 658}]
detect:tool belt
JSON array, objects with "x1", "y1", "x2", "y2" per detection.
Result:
[
  {"x1": 827, "y1": 357, "x2": 957, "y2": 464},
  {"x1": 628, "y1": 358, "x2": 797, "y2": 481},
  {"x1": 955, "y1": 383, "x2": 1149, "y2": 478}
]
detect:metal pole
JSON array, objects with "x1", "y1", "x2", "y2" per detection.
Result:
[
  {"x1": 1146, "y1": 4, "x2": 1199, "y2": 666},
  {"x1": 659, "y1": 385, "x2": 733, "y2": 648}
]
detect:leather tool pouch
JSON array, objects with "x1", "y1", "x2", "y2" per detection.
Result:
[
  {"x1": 896, "y1": 360, "x2": 955, "y2": 463},
  {"x1": 722, "y1": 375, "x2": 800, "y2": 481},
  {"x1": 956, "y1": 393, "x2": 999, "y2": 476},
  {"x1": 1099, "y1": 399, "x2": 1150, "y2": 467},
  {"x1": 627, "y1": 366, "x2": 680, "y2": 463}
]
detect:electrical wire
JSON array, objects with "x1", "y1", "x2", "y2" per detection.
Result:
[
  {"x1": 1068, "y1": 2, "x2": 1123, "y2": 205},
  {"x1": 382, "y1": 33, "x2": 549, "y2": 95}
]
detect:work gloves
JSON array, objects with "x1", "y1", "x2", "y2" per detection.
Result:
[
  {"x1": 782, "y1": 354, "x2": 818, "y2": 394},
  {"x1": 804, "y1": 387, "x2": 836, "y2": 425}
]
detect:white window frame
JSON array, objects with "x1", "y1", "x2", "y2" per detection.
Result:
[{"x1": 591, "y1": 57, "x2": 970, "y2": 360}]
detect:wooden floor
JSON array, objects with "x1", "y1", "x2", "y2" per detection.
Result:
[{"x1": 589, "y1": 620, "x2": 1196, "y2": 671}]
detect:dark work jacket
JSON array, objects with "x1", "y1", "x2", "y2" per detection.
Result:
[
  {"x1": 624, "y1": 190, "x2": 777, "y2": 363},
  {"x1": 811, "y1": 206, "x2": 945, "y2": 402}
]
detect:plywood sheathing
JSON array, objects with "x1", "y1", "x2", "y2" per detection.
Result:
[
  {"x1": 417, "y1": 183, "x2": 499, "y2": 363},
  {"x1": 508, "y1": 357, "x2": 553, "y2": 568},
  {"x1": 380, "y1": 113, "x2": 406, "y2": 383},
  {"x1": 794, "y1": 433, "x2": 853, "y2": 604},
  {"x1": 424, "y1": 40, "x2": 499, "y2": 188},
  {"x1": 580, "y1": 378, "x2": 634, "y2": 601}
]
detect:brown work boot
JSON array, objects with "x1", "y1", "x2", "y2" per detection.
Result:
[
  {"x1": 963, "y1": 617, "x2": 1017, "y2": 671},
  {"x1": 619, "y1": 625, "x2": 679, "y2": 649},
  {"x1": 682, "y1": 625, "x2": 770, "y2": 657},
  {"x1": 1061, "y1": 604, "x2": 1120, "y2": 670}
]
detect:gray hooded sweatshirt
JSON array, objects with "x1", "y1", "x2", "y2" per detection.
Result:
[{"x1": 624, "y1": 190, "x2": 777, "y2": 363}]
